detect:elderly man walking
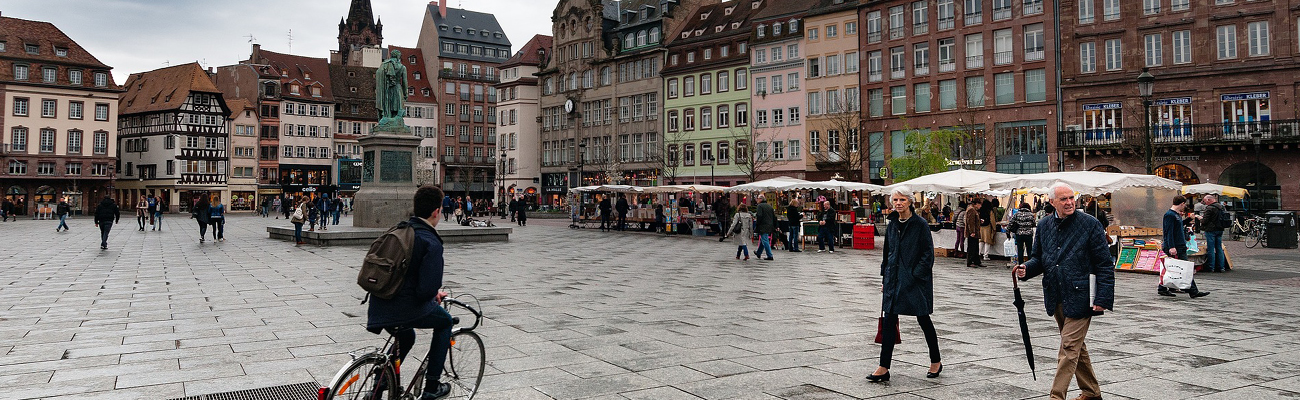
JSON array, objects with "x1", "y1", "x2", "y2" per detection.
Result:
[{"x1": 1015, "y1": 183, "x2": 1115, "y2": 400}]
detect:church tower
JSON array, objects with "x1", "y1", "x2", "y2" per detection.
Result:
[{"x1": 338, "y1": 0, "x2": 383, "y2": 66}]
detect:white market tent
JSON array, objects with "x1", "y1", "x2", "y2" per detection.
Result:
[
  {"x1": 882, "y1": 169, "x2": 1016, "y2": 194},
  {"x1": 778, "y1": 179, "x2": 883, "y2": 193},
  {"x1": 723, "y1": 176, "x2": 812, "y2": 192},
  {"x1": 1182, "y1": 183, "x2": 1248, "y2": 199},
  {"x1": 988, "y1": 171, "x2": 1182, "y2": 196},
  {"x1": 570, "y1": 185, "x2": 645, "y2": 193},
  {"x1": 641, "y1": 184, "x2": 729, "y2": 193}
]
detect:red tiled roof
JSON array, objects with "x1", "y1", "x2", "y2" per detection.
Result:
[
  {"x1": 387, "y1": 45, "x2": 437, "y2": 104},
  {"x1": 226, "y1": 98, "x2": 255, "y2": 119},
  {"x1": 499, "y1": 35, "x2": 553, "y2": 68},
  {"x1": 119, "y1": 62, "x2": 224, "y2": 115},
  {"x1": 0, "y1": 16, "x2": 111, "y2": 69},
  {"x1": 256, "y1": 49, "x2": 335, "y2": 102}
]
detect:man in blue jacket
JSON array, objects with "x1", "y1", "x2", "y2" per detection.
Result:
[
  {"x1": 367, "y1": 185, "x2": 454, "y2": 399},
  {"x1": 1159, "y1": 196, "x2": 1210, "y2": 298},
  {"x1": 1015, "y1": 183, "x2": 1114, "y2": 400}
]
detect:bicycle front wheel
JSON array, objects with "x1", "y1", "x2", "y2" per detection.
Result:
[
  {"x1": 1247, "y1": 228, "x2": 1263, "y2": 248},
  {"x1": 444, "y1": 331, "x2": 485, "y2": 400},
  {"x1": 323, "y1": 354, "x2": 399, "y2": 400}
]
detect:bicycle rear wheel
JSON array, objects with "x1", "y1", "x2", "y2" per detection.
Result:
[
  {"x1": 444, "y1": 331, "x2": 485, "y2": 400},
  {"x1": 1247, "y1": 227, "x2": 1262, "y2": 248},
  {"x1": 324, "y1": 354, "x2": 399, "y2": 400}
]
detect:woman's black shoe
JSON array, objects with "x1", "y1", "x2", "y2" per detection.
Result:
[
  {"x1": 926, "y1": 363, "x2": 943, "y2": 378},
  {"x1": 866, "y1": 371, "x2": 890, "y2": 382}
]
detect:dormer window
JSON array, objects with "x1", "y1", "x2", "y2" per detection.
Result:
[
  {"x1": 414, "y1": 72, "x2": 422, "y2": 80},
  {"x1": 773, "y1": 22, "x2": 782, "y2": 35},
  {"x1": 732, "y1": 22, "x2": 741, "y2": 29},
  {"x1": 468, "y1": 29, "x2": 476, "y2": 35},
  {"x1": 454, "y1": 27, "x2": 462, "y2": 33},
  {"x1": 312, "y1": 87, "x2": 321, "y2": 97},
  {"x1": 25, "y1": 43, "x2": 38, "y2": 54},
  {"x1": 290, "y1": 84, "x2": 300, "y2": 94},
  {"x1": 350, "y1": 87, "x2": 357, "y2": 93},
  {"x1": 55, "y1": 47, "x2": 68, "y2": 57},
  {"x1": 757, "y1": 25, "x2": 766, "y2": 38},
  {"x1": 716, "y1": 26, "x2": 724, "y2": 33},
  {"x1": 439, "y1": 24, "x2": 448, "y2": 31},
  {"x1": 0, "y1": 42, "x2": 6, "y2": 52},
  {"x1": 790, "y1": 19, "x2": 799, "y2": 31},
  {"x1": 422, "y1": 88, "x2": 431, "y2": 96},
  {"x1": 695, "y1": 29, "x2": 705, "y2": 36},
  {"x1": 348, "y1": 71, "x2": 356, "y2": 77},
  {"x1": 304, "y1": 72, "x2": 311, "y2": 80}
]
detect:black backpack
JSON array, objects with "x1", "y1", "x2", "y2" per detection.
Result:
[
  {"x1": 357, "y1": 221, "x2": 417, "y2": 301},
  {"x1": 1215, "y1": 205, "x2": 1232, "y2": 230}
]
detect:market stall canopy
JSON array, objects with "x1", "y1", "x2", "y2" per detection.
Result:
[
  {"x1": 1182, "y1": 183, "x2": 1248, "y2": 199},
  {"x1": 989, "y1": 171, "x2": 1181, "y2": 196},
  {"x1": 778, "y1": 179, "x2": 883, "y2": 192},
  {"x1": 571, "y1": 185, "x2": 645, "y2": 193},
  {"x1": 642, "y1": 184, "x2": 729, "y2": 193},
  {"x1": 883, "y1": 169, "x2": 1016, "y2": 194},
  {"x1": 724, "y1": 176, "x2": 812, "y2": 193}
]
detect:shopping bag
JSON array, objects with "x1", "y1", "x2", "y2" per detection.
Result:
[
  {"x1": 1003, "y1": 240, "x2": 1016, "y2": 257},
  {"x1": 1186, "y1": 235, "x2": 1200, "y2": 254},
  {"x1": 1160, "y1": 257, "x2": 1196, "y2": 290},
  {"x1": 874, "y1": 312, "x2": 901, "y2": 344}
]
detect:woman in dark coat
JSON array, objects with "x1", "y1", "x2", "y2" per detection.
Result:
[
  {"x1": 869, "y1": 186, "x2": 943, "y2": 382},
  {"x1": 192, "y1": 195, "x2": 211, "y2": 243}
]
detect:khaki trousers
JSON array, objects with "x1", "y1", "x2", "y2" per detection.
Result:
[{"x1": 1051, "y1": 304, "x2": 1101, "y2": 400}]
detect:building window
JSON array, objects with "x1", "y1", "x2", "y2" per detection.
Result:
[
  {"x1": 1171, "y1": 0, "x2": 1189, "y2": 11},
  {"x1": 1079, "y1": 0, "x2": 1095, "y2": 23},
  {"x1": 67, "y1": 130, "x2": 82, "y2": 153},
  {"x1": 913, "y1": 1, "x2": 930, "y2": 35},
  {"x1": 827, "y1": 24, "x2": 838, "y2": 38},
  {"x1": 1104, "y1": 39, "x2": 1122, "y2": 70},
  {"x1": 1024, "y1": 0, "x2": 1044, "y2": 15},
  {"x1": 964, "y1": 0, "x2": 983, "y2": 25},
  {"x1": 1025, "y1": 69, "x2": 1046, "y2": 102},
  {"x1": 95, "y1": 104, "x2": 109, "y2": 121},
  {"x1": 684, "y1": 108, "x2": 695, "y2": 130},
  {"x1": 868, "y1": 89, "x2": 883, "y2": 117},
  {"x1": 94, "y1": 72, "x2": 107, "y2": 87},
  {"x1": 915, "y1": 83, "x2": 932, "y2": 113},
  {"x1": 41, "y1": 99, "x2": 56, "y2": 118},
  {"x1": 993, "y1": 0, "x2": 1012, "y2": 20},
  {"x1": 965, "y1": 34, "x2": 984, "y2": 69},
  {"x1": 1173, "y1": 30, "x2": 1192, "y2": 64},
  {"x1": 938, "y1": 0, "x2": 955, "y2": 30},
  {"x1": 12, "y1": 98, "x2": 28, "y2": 116},
  {"x1": 889, "y1": 6, "x2": 904, "y2": 39},
  {"x1": 1248, "y1": 21, "x2": 1270, "y2": 57},
  {"x1": 37, "y1": 162, "x2": 55, "y2": 175},
  {"x1": 14, "y1": 64, "x2": 28, "y2": 80},
  {"x1": 993, "y1": 29, "x2": 1013, "y2": 65},
  {"x1": 1103, "y1": 0, "x2": 1120, "y2": 21},
  {"x1": 684, "y1": 76, "x2": 695, "y2": 96},
  {"x1": 966, "y1": 76, "x2": 985, "y2": 107},
  {"x1": 93, "y1": 131, "x2": 107, "y2": 154},
  {"x1": 66, "y1": 163, "x2": 81, "y2": 176},
  {"x1": 889, "y1": 48, "x2": 904, "y2": 79},
  {"x1": 8, "y1": 160, "x2": 26, "y2": 175},
  {"x1": 1080, "y1": 42, "x2": 1097, "y2": 73},
  {"x1": 39, "y1": 129, "x2": 55, "y2": 153},
  {"x1": 1216, "y1": 25, "x2": 1237, "y2": 59},
  {"x1": 42, "y1": 67, "x2": 56, "y2": 83},
  {"x1": 938, "y1": 80, "x2": 958, "y2": 110},
  {"x1": 736, "y1": 103, "x2": 748, "y2": 126},
  {"x1": 736, "y1": 69, "x2": 747, "y2": 90},
  {"x1": 867, "y1": 11, "x2": 882, "y2": 43},
  {"x1": 1144, "y1": 33, "x2": 1163, "y2": 66},
  {"x1": 809, "y1": 131, "x2": 820, "y2": 154},
  {"x1": 788, "y1": 140, "x2": 801, "y2": 160},
  {"x1": 1024, "y1": 24, "x2": 1044, "y2": 61},
  {"x1": 9, "y1": 127, "x2": 27, "y2": 151},
  {"x1": 69, "y1": 102, "x2": 83, "y2": 119},
  {"x1": 994, "y1": 72, "x2": 1015, "y2": 105},
  {"x1": 1143, "y1": 0, "x2": 1160, "y2": 14},
  {"x1": 911, "y1": 45, "x2": 927, "y2": 75}
]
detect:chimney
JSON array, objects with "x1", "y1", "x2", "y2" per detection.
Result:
[
  {"x1": 251, "y1": 44, "x2": 261, "y2": 63},
  {"x1": 438, "y1": 0, "x2": 447, "y2": 18}
]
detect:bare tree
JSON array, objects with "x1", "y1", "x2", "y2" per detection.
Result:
[
  {"x1": 951, "y1": 97, "x2": 991, "y2": 171},
  {"x1": 582, "y1": 136, "x2": 623, "y2": 185},
  {"x1": 809, "y1": 96, "x2": 870, "y2": 181},
  {"x1": 723, "y1": 122, "x2": 799, "y2": 183},
  {"x1": 655, "y1": 128, "x2": 691, "y2": 185}
]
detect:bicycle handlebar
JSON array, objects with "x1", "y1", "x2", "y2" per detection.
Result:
[{"x1": 443, "y1": 298, "x2": 483, "y2": 331}]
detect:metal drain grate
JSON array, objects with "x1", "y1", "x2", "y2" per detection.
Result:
[{"x1": 171, "y1": 382, "x2": 320, "y2": 400}]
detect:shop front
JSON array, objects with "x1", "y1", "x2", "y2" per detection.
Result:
[
  {"x1": 230, "y1": 191, "x2": 257, "y2": 211},
  {"x1": 337, "y1": 158, "x2": 363, "y2": 195},
  {"x1": 541, "y1": 172, "x2": 570, "y2": 208}
]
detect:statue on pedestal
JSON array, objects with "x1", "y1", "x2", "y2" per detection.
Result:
[{"x1": 375, "y1": 49, "x2": 410, "y2": 133}]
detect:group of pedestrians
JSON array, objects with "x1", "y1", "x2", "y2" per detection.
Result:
[
  {"x1": 506, "y1": 196, "x2": 528, "y2": 226},
  {"x1": 440, "y1": 195, "x2": 483, "y2": 225},
  {"x1": 189, "y1": 196, "x2": 226, "y2": 243}
]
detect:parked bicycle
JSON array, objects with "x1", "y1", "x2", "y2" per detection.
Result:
[
  {"x1": 1231, "y1": 214, "x2": 1267, "y2": 247},
  {"x1": 320, "y1": 294, "x2": 485, "y2": 400}
]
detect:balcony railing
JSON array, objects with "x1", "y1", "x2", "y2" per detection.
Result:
[
  {"x1": 994, "y1": 51, "x2": 1013, "y2": 65},
  {"x1": 938, "y1": 17, "x2": 955, "y2": 30},
  {"x1": 915, "y1": 66, "x2": 930, "y2": 76},
  {"x1": 913, "y1": 24, "x2": 928, "y2": 35},
  {"x1": 1057, "y1": 119, "x2": 1300, "y2": 151},
  {"x1": 939, "y1": 61, "x2": 956, "y2": 72},
  {"x1": 438, "y1": 70, "x2": 500, "y2": 83},
  {"x1": 966, "y1": 55, "x2": 984, "y2": 69},
  {"x1": 993, "y1": 8, "x2": 1012, "y2": 20},
  {"x1": 868, "y1": 32, "x2": 882, "y2": 43},
  {"x1": 964, "y1": 13, "x2": 982, "y2": 25},
  {"x1": 890, "y1": 69, "x2": 905, "y2": 79},
  {"x1": 890, "y1": 28, "x2": 904, "y2": 39},
  {"x1": 1026, "y1": 50, "x2": 1045, "y2": 61}
]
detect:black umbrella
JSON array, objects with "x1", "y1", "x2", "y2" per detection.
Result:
[{"x1": 1012, "y1": 272, "x2": 1037, "y2": 380}]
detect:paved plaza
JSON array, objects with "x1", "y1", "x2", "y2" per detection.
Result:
[{"x1": 3, "y1": 213, "x2": 1300, "y2": 399}]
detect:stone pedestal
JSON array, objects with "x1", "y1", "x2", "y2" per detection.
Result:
[{"x1": 353, "y1": 132, "x2": 424, "y2": 228}]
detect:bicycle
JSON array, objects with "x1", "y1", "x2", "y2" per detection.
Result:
[
  {"x1": 1230, "y1": 214, "x2": 1259, "y2": 240},
  {"x1": 320, "y1": 294, "x2": 486, "y2": 400},
  {"x1": 1244, "y1": 216, "x2": 1267, "y2": 248}
]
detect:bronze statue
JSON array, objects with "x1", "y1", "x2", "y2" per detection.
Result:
[{"x1": 375, "y1": 49, "x2": 410, "y2": 132}]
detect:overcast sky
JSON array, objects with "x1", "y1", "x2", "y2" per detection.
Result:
[{"x1": 3, "y1": 0, "x2": 553, "y2": 82}]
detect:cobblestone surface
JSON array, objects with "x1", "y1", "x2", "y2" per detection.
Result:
[{"x1": 1, "y1": 214, "x2": 1299, "y2": 399}]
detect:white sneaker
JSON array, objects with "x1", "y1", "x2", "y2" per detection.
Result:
[
  {"x1": 829, "y1": 250, "x2": 835, "y2": 253},
  {"x1": 817, "y1": 249, "x2": 825, "y2": 253}
]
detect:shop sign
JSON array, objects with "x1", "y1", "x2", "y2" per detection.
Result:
[
  {"x1": 1154, "y1": 97, "x2": 1192, "y2": 106},
  {"x1": 1083, "y1": 102, "x2": 1123, "y2": 111},
  {"x1": 1154, "y1": 156, "x2": 1199, "y2": 162},
  {"x1": 1221, "y1": 92, "x2": 1269, "y2": 101}
]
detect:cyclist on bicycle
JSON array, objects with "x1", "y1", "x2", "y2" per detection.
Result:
[{"x1": 366, "y1": 185, "x2": 454, "y2": 399}]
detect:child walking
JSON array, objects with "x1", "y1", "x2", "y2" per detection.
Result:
[{"x1": 727, "y1": 205, "x2": 755, "y2": 261}]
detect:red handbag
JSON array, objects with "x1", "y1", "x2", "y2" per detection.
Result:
[{"x1": 874, "y1": 312, "x2": 901, "y2": 344}]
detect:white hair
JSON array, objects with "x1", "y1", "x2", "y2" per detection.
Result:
[
  {"x1": 889, "y1": 186, "x2": 916, "y2": 203},
  {"x1": 1049, "y1": 182, "x2": 1076, "y2": 199}
]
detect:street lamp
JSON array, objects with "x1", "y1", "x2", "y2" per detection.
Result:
[
  {"x1": 708, "y1": 155, "x2": 716, "y2": 186},
  {"x1": 1136, "y1": 68, "x2": 1155, "y2": 174},
  {"x1": 499, "y1": 150, "x2": 508, "y2": 219},
  {"x1": 1251, "y1": 129, "x2": 1263, "y2": 213},
  {"x1": 577, "y1": 142, "x2": 587, "y2": 186}
]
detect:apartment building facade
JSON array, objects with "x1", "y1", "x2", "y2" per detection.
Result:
[
  {"x1": 227, "y1": 99, "x2": 259, "y2": 211},
  {"x1": 495, "y1": 34, "x2": 550, "y2": 207},
  {"x1": 1, "y1": 15, "x2": 121, "y2": 216},
  {"x1": 1057, "y1": 0, "x2": 1300, "y2": 210},
  {"x1": 417, "y1": 0, "x2": 511, "y2": 199},
  {"x1": 747, "y1": 0, "x2": 808, "y2": 180}
]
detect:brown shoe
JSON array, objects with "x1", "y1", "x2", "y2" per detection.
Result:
[{"x1": 1074, "y1": 395, "x2": 1103, "y2": 400}]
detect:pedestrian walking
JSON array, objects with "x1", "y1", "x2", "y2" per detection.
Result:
[
  {"x1": 307, "y1": 199, "x2": 320, "y2": 232},
  {"x1": 1008, "y1": 202, "x2": 1037, "y2": 264},
  {"x1": 147, "y1": 195, "x2": 158, "y2": 230},
  {"x1": 516, "y1": 197, "x2": 528, "y2": 226},
  {"x1": 153, "y1": 196, "x2": 166, "y2": 231},
  {"x1": 652, "y1": 203, "x2": 665, "y2": 233},
  {"x1": 1197, "y1": 194, "x2": 1228, "y2": 272},
  {"x1": 316, "y1": 195, "x2": 330, "y2": 231},
  {"x1": 965, "y1": 201, "x2": 984, "y2": 267},
  {"x1": 261, "y1": 197, "x2": 270, "y2": 218},
  {"x1": 93, "y1": 196, "x2": 120, "y2": 250},
  {"x1": 1014, "y1": 183, "x2": 1115, "y2": 400},
  {"x1": 136, "y1": 196, "x2": 149, "y2": 231},
  {"x1": 598, "y1": 196, "x2": 612, "y2": 232},
  {"x1": 816, "y1": 201, "x2": 837, "y2": 253},
  {"x1": 869, "y1": 186, "x2": 943, "y2": 382},
  {"x1": 442, "y1": 195, "x2": 454, "y2": 222},
  {"x1": 754, "y1": 197, "x2": 777, "y2": 260},
  {"x1": 615, "y1": 194, "x2": 630, "y2": 231},
  {"x1": 786, "y1": 198, "x2": 803, "y2": 252},
  {"x1": 209, "y1": 198, "x2": 226, "y2": 242},
  {"x1": 192, "y1": 196, "x2": 211, "y2": 243},
  {"x1": 273, "y1": 197, "x2": 283, "y2": 219},
  {"x1": 290, "y1": 200, "x2": 306, "y2": 245},
  {"x1": 332, "y1": 195, "x2": 343, "y2": 225},
  {"x1": 714, "y1": 196, "x2": 731, "y2": 237},
  {"x1": 55, "y1": 198, "x2": 71, "y2": 232},
  {"x1": 1, "y1": 199, "x2": 13, "y2": 222},
  {"x1": 954, "y1": 201, "x2": 967, "y2": 253},
  {"x1": 282, "y1": 196, "x2": 293, "y2": 220},
  {"x1": 726, "y1": 205, "x2": 754, "y2": 260},
  {"x1": 1159, "y1": 196, "x2": 1210, "y2": 298}
]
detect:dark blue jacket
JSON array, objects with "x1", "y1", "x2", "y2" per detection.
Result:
[
  {"x1": 1020, "y1": 211, "x2": 1116, "y2": 318},
  {"x1": 367, "y1": 217, "x2": 445, "y2": 329},
  {"x1": 880, "y1": 212, "x2": 935, "y2": 316},
  {"x1": 442, "y1": 196, "x2": 453, "y2": 211},
  {"x1": 1163, "y1": 209, "x2": 1186, "y2": 254}
]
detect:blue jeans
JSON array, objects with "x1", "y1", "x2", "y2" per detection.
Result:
[
  {"x1": 153, "y1": 212, "x2": 163, "y2": 230},
  {"x1": 788, "y1": 225, "x2": 801, "y2": 251},
  {"x1": 99, "y1": 222, "x2": 112, "y2": 248},
  {"x1": 757, "y1": 234, "x2": 773, "y2": 259},
  {"x1": 736, "y1": 245, "x2": 749, "y2": 258},
  {"x1": 1204, "y1": 231, "x2": 1226, "y2": 271},
  {"x1": 385, "y1": 306, "x2": 455, "y2": 391},
  {"x1": 332, "y1": 210, "x2": 340, "y2": 225},
  {"x1": 818, "y1": 229, "x2": 836, "y2": 251},
  {"x1": 57, "y1": 214, "x2": 68, "y2": 231},
  {"x1": 1015, "y1": 234, "x2": 1033, "y2": 263},
  {"x1": 293, "y1": 222, "x2": 303, "y2": 243}
]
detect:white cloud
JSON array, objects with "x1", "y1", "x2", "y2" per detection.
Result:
[{"x1": 3, "y1": 0, "x2": 552, "y2": 82}]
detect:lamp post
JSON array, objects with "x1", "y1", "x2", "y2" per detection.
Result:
[
  {"x1": 708, "y1": 155, "x2": 716, "y2": 186},
  {"x1": 1251, "y1": 130, "x2": 1262, "y2": 213},
  {"x1": 1136, "y1": 68, "x2": 1155, "y2": 175},
  {"x1": 498, "y1": 150, "x2": 507, "y2": 219}
]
